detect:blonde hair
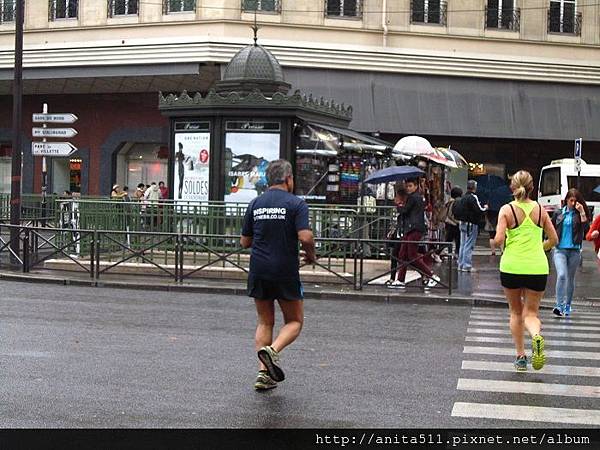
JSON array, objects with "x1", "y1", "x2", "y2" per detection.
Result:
[{"x1": 510, "y1": 170, "x2": 534, "y2": 201}]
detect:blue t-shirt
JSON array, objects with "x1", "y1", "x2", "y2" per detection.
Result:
[
  {"x1": 559, "y1": 208, "x2": 578, "y2": 249},
  {"x1": 242, "y1": 189, "x2": 310, "y2": 280}
]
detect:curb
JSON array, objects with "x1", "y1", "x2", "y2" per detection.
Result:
[{"x1": 2, "y1": 271, "x2": 599, "y2": 309}]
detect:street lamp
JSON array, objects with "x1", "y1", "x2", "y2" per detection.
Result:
[{"x1": 10, "y1": 0, "x2": 24, "y2": 258}]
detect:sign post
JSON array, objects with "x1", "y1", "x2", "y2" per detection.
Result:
[
  {"x1": 32, "y1": 105, "x2": 78, "y2": 224},
  {"x1": 574, "y1": 138, "x2": 582, "y2": 190}
]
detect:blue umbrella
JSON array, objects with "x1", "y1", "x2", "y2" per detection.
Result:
[
  {"x1": 364, "y1": 165, "x2": 425, "y2": 184},
  {"x1": 594, "y1": 185, "x2": 600, "y2": 194}
]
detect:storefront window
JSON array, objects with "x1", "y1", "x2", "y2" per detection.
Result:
[
  {"x1": 69, "y1": 158, "x2": 81, "y2": 193},
  {"x1": 294, "y1": 122, "x2": 391, "y2": 204},
  {"x1": 224, "y1": 120, "x2": 280, "y2": 203}
]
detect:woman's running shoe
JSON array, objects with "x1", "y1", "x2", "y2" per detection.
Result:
[
  {"x1": 531, "y1": 334, "x2": 546, "y2": 370},
  {"x1": 514, "y1": 355, "x2": 528, "y2": 372},
  {"x1": 254, "y1": 370, "x2": 277, "y2": 391},
  {"x1": 258, "y1": 345, "x2": 285, "y2": 382}
]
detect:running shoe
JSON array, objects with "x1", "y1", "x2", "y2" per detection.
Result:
[
  {"x1": 254, "y1": 370, "x2": 277, "y2": 391},
  {"x1": 564, "y1": 304, "x2": 572, "y2": 316},
  {"x1": 552, "y1": 306, "x2": 563, "y2": 317},
  {"x1": 514, "y1": 355, "x2": 528, "y2": 372},
  {"x1": 531, "y1": 334, "x2": 546, "y2": 370},
  {"x1": 257, "y1": 345, "x2": 285, "y2": 382}
]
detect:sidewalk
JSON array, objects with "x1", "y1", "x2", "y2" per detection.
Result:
[{"x1": 1, "y1": 244, "x2": 599, "y2": 309}]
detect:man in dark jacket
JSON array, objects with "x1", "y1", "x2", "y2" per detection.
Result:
[
  {"x1": 458, "y1": 180, "x2": 488, "y2": 272},
  {"x1": 392, "y1": 178, "x2": 440, "y2": 289}
]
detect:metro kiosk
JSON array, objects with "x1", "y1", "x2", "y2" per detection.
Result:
[{"x1": 158, "y1": 33, "x2": 391, "y2": 206}]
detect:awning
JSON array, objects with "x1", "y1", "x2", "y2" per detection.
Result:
[
  {"x1": 300, "y1": 122, "x2": 393, "y2": 156},
  {"x1": 284, "y1": 68, "x2": 600, "y2": 141}
]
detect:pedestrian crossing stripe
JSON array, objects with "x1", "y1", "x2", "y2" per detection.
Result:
[
  {"x1": 464, "y1": 345, "x2": 600, "y2": 360},
  {"x1": 471, "y1": 308, "x2": 600, "y2": 318},
  {"x1": 465, "y1": 335, "x2": 600, "y2": 348},
  {"x1": 461, "y1": 360, "x2": 600, "y2": 377},
  {"x1": 470, "y1": 315, "x2": 600, "y2": 324},
  {"x1": 451, "y1": 402, "x2": 600, "y2": 426},
  {"x1": 468, "y1": 321, "x2": 600, "y2": 331},
  {"x1": 467, "y1": 327, "x2": 600, "y2": 339},
  {"x1": 457, "y1": 378, "x2": 600, "y2": 398}
]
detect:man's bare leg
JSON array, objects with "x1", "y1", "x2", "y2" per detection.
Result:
[
  {"x1": 255, "y1": 299, "x2": 275, "y2": 371},
  {"x1": 271, "y1": 299, "x2": 304, "y2": 353}
]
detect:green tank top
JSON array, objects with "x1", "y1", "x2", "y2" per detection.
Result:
[{"x1": 499, "y1": 201, "x2": 549, "y2": 275}]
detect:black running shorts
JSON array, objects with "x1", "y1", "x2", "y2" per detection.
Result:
[
  {"x1": 500, "y1": 272, "x2": 548, "y2": 292},
  {"x1": 247, "y1": 274, "x2": 304, "y2": 301}
]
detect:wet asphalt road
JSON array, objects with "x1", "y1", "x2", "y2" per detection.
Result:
[{"x1": 0, "y1": 281, "x2": 597, "y2": 429}]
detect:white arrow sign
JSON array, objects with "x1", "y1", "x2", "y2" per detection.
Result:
[
  {"x1": 32, "y1": 127, "x2": 78, "y2": 138},
  {"x1": 31, "y1": 142, "x2": 78, "y2": 156},
  {"x1": 32, "y1": 113, "x2": 78, "y2": 124}
]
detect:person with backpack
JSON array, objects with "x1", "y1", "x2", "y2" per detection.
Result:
[
  {"x1": 454, "y1": 180, "x2": 488, "y2": 272},
  {"x1": 442, "y1": 186, "x2": 463, "y2": 255}
]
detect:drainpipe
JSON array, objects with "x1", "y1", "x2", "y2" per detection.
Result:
[{"x1": 381, "y1": 0, "x2": 389, "y2": 47}]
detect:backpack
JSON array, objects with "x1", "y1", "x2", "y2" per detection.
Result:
[
  {"x1": 451, "y1": 196, "x2": 469, "y2": 222},
  {"x1": 452, "y1": 194, "x2": 484, "y2": 224}
]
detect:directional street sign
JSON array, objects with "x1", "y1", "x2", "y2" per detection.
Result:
[
  {"x1": 31, "y1": 142, "x2": 77, "y2": 157},
  {"x1": 32, "y1": 127, "x2": 78, "y2": 138},
  {"x1": 32, "y1": 113, "x2": 78, "y2": 124}
]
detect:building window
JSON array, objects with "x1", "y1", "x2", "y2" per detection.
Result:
[
  {"x1": 49, "y1": 0, "x2": 78, "y2": 20},
  {"x1": 548, "y1": 0, "x2": 581, "y2": 35},
  {"x1": 163, "y1": 0, "x2": 196, "y2": 14},
  {"x1": 108, "y1": 0, "x2": 139, "y2": 17},
  {"x1": 325, "y1": 0, "x2": 362, "y2": 18},
  {"x1": 242, "y1": 0, "x2": 281, "y2": 13},
  {"x1": 486, "y1": 0, "x2": 520, "y2": 30},
  {"x1": 411, "y1": 0, "x2": 447, "y2": 25},
  {"x1": 1, "y1": 0, "x2": 15, "y2": 24}
]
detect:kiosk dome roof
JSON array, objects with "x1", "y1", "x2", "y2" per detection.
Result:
[{"x1": 223, "y1": 44, "x2": 285, "y2": 83}]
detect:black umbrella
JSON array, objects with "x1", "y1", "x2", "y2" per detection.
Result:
[{"x1": 363, "y1": 166, "x2": 425, "y2": 184}]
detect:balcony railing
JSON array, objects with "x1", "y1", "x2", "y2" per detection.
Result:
[
  {"x1": 548, "y1": 8, "x2": 582, "y2": 35},
  {"x1": 411, "y1": 0, "x2": 447, "y2": 26},
  {"x1": 163, "y1": 0, "x2": 196, "y2": 15},
  {"x1": 485, "y1": 6, "x2": 520, "y2": 31},
  {"x1": 324, "y1": 0, "x2": 363, "y2": 19},
  {"x1": 48, "y1": 0, "x2": 79, "y2": 21},
  {"x1": 108, "y1": 0, "x2": 139, "y2": 17},
  {"x1": 242, "y1": 0, "x2": 281, "y2": 13},
  {"x1": 0, "y1": 0, "x2": 15, "y2": 24}
]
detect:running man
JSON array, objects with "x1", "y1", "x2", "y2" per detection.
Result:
[
  {"x1": 240, "y1": 159, "x2": 316, "y2": 391},
  {"x1": 494, "y1": 170, "x2": 558, "y2": 371}
]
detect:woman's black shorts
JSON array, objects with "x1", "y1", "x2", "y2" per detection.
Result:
[
  {"x1": 247, "y1": 274, "x2": 304, "y2": 301},
  {"x1": 500, "y1": 272, "x2": 547, "y2": 292}
]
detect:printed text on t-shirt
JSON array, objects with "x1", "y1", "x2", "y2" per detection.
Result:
[{"x1": 253, "y1": 207, "x2": 287, "y2": 221}]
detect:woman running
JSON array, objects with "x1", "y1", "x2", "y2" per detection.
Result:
[{"x1": 494, "y1": 171, "x2": 558, "y2": 371}]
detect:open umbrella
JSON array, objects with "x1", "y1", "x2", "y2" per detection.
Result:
[
  {"x1": 393, "y1": 135, "x2": 434, "y2": 155},
  {"x1": 594, "y1": 185, "x2": 600, "y2": 194},
  {"x1": 364, "y1": 166, "x2": 425, "y2": 184}
]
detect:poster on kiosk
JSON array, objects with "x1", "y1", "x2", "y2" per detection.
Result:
[{"x1": 173, "y1": 132, "x2": 210, "y2": 203}]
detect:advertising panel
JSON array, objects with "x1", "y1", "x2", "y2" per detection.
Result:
[
  {"x1": 224, "y1": 132, "x2": 280, "y2": 203},
  {"x1": 174, "y1": 132, "x2": 210, "y2": 202}
]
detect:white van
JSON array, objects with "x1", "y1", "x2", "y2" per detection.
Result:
[{"x1": 538, "y1": 159, "x2": 600, "y2": 219}]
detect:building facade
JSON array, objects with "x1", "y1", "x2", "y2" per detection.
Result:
[{"x1": 1, "y1": 0, "x2": 600, "y2": 196}]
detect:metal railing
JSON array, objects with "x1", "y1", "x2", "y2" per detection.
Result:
[
  {"x1": 0, "y1": 223, "x2": 454, "y2": 293},
  {"x1": 411, "y1": 0, "x2": 447, "y2": 26},
  {"x1": 0, "y1": 0, "x2": 15, "y2": 23},
  {"x1": 548, "y1": 8, "x2": 582, "y2": 35},
  {"x1": 324, "y1": 0, "x2": 363, "y2": 19},
  {"x1": 163, "y1": 0, "x2": 196, "y2": 14},
  {"x1": 48, "y1": 0, "x2": 79, "y2": 21},
  {"x1": 242, "y1": 0, "x2": 281, "y2": 13},
  {"x1": 108, "y1": 0, "x2": 139, "y2": 17},
  {"x1": 485, "y1": 6, "x2": 520, "y2": 31}
]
